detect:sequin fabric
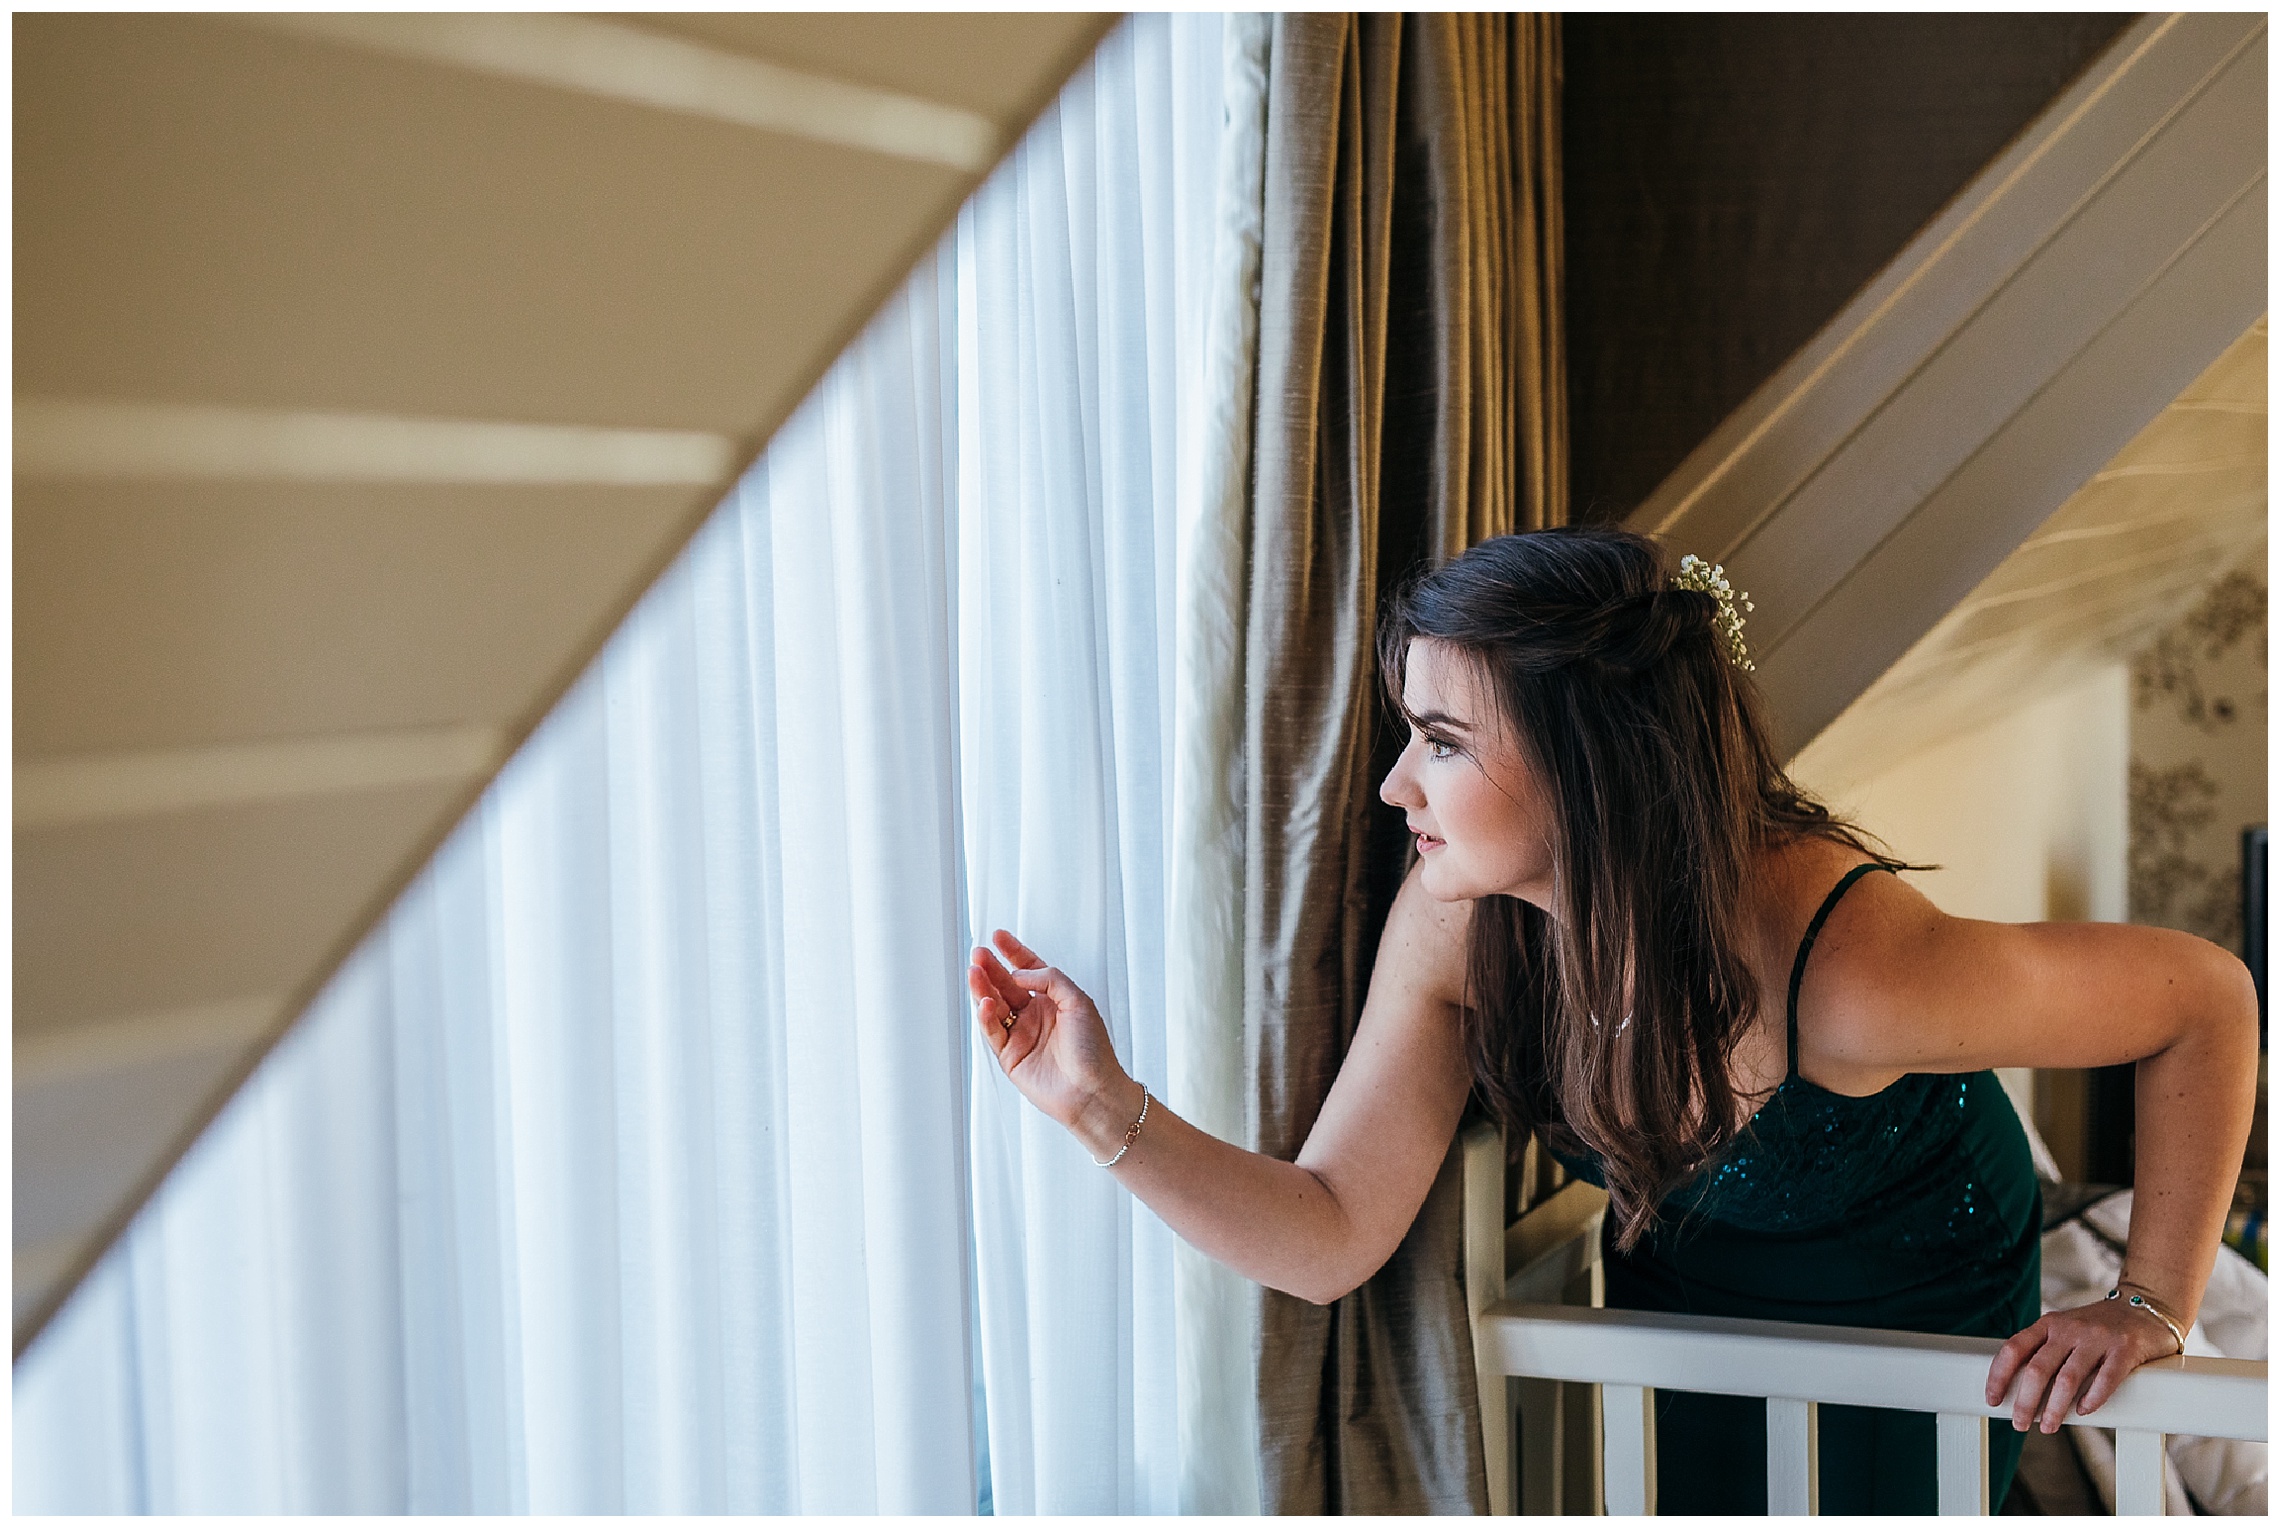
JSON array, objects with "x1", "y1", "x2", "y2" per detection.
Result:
[
  {"x1": 1674, "y1": 1071, "x2": 2001, "y2": 1253},
  {"x1": 1556, "y1": 1069, "x2": 2012, "y2": 1259}
]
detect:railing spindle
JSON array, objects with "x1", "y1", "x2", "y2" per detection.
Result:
[
  {"x1": 1603, "y1": 1382, "x2": 1656, "y2": 1515},
  {"x1": 1934, "y1": 1412, "x2": 1988, "y2": 1514},
  {"x1": 1765, "y1": 1397, "x2": 1818, "y2": 1514},
  {"x1": 2114, "y1": 1428, "x2": 2166, "y2": 1515},
  {"x1": 1515, "y1": 1376, "x2": 1564, "y2": 1515},
  {"x1": 1461, "y1": 1124, "x2": 1514, "y2": 1515}
]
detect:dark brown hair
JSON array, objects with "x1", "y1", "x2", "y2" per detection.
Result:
[{"x1": 1377, "y1": 527, "x2": 1885, "y2": 1249}]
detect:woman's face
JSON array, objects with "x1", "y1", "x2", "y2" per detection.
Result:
[{"x1": 1380, "y1": 638, "x2": 1559, "y2": 908}]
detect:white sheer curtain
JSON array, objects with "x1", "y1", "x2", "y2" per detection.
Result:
[
  {"x1": 954, "y1": 15, "x2": 1263, "y2": 1512},
  {"x1": 14, "y1": 14, "x2": 1252, "y2": 1515},
  {"x1": 12, "y1": 260, "x2": 976, "y2": 1513}
]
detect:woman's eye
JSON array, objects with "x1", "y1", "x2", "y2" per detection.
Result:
[{"x1": 1427, "y1": 737, "x2": 1458, "y2": 761}]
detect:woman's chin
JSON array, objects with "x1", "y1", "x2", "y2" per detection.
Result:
[{"x1": 1416, "y1": 853, "x2": 1469, "y2": 901}]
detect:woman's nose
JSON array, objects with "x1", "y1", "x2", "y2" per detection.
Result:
[{"x1": 1380, "y1": 758, "x2": 1418, "y2": 809}]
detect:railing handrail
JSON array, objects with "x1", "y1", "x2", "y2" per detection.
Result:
[
  {"x1": 1459, "y1": 1121, "x2": 2270, "y2": 1514},
  {"x1": 1479, "y1": 1300, "x2": 2268, "y2": 1444}
]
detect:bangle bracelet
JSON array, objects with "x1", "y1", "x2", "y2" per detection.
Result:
[
  {"x1": 1093, "y1": 1085, "x2": 1150, "y2": 1167},
  {"x1": 2105, "y1": 1284, "x2": 2187, "y2": 1356}
]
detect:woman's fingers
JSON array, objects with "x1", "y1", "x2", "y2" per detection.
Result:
[
  {"x1": 2075, "y1": 1346, "x2": 2130, "y2": 1416},
  {"x1": 1986, "y1": 1317, "x2": 2046, "y2": 1405},
  {"x1": 969, "y1": 962, "x2": 1034, "y2": 1065},
  {"x1": 1993, "y1": 1302, "x2": 2174, "y2": 1428},
  {"x1": 972, "y1": 946, "x2": 1029, "y2": 1012},
  {"x1": 968, "y1": 936, "x2": 1088, "y2": 1083},
  {"x1": 968, "y1": 965, "x2": 1010, "y2": 1047},
  {"x1": 2038, "y1": 1346, "x2": 2102, "y2": 1432},
  {"x1": 991, "y1": 928, "x2": 1046, "y2": 969},
  {"x1": 2007, "y1": 1340, "x2": 2066, "y2": 1431}
]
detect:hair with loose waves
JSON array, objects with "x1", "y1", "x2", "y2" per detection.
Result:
[{"x1": 1377, "y1": 526, "x2": 1888, "y2": 1250}]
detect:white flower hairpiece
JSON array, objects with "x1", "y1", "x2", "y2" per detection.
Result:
[{"x1": 1673, "y1": 554, "x2": 1756, "y2": 672}]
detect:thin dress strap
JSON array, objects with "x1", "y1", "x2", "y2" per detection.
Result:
[{"x1": 1787, "y1": 862, "x2": 1896, "y2": 1078}]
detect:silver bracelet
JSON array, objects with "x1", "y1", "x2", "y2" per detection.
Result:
[
  {"x1": 1093, "y1": 1085, "x2": 1150, "y2": 1167},
  {"x1": 2105, "y1": 1284, "x2": 2187, "y2": 1356}
]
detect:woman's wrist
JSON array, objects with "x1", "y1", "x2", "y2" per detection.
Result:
[
  {"x1": 2109, "y1": 1277, "x2": 2189, "y2": 1354},
  {"x1": 2115, "y1": 1273, "x2": 2192, "y2": 1323},
  {"x1": 1071, "y1": 1073, "x2": 1148, "y2": 1163}
]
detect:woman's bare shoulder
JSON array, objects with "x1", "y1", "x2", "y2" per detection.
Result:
[
  {"x1": 1799, "y1": 857, "x2": 2252, "y2": 1075},
  {"x1": 1781, "y1": 848, "x2": 1939, "y2": 993},
  {"x1": 1754, "y1": 836, "x2": 1938, "y2": 1091}
]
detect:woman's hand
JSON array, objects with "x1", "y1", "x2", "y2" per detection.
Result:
[
  {"x1": 968, "y1": 930, "x2": 1138, "y2": 1150},
  {"x1": 1985, "y1": 1294, "x2": 2185, "y2": 1433}
]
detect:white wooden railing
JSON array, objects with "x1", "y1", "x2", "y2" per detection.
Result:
[{"x1": 1460, "y1": 1123, "x2": 2269, "y2": 1515}]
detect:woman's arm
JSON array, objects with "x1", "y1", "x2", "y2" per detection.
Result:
[
  {"x1": 1803, "y1": 876, "x2": 2260, "y2": 1431},
  {"x1": 968, "y1": 863, "x2": 1475, "y2": 1305}
]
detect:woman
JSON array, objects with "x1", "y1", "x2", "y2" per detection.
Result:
[{"x1": 965, "y1": 527, "x2": 2257, "y2": 1512}]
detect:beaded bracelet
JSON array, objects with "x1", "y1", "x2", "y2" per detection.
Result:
[
  {"x1": 2104, "y1": 1284, "x2": 2187, "y2": 1356},
  {"x1": 1093, "y1": 1085, "x2": 1151, "y2": 1167}
]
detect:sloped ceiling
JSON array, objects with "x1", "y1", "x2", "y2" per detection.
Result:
[
  {"x1": 1635, "y1": 13, "x2": 2265, "y2": 764},
  {"x1": 13, "y1": 11, "x2": 1116, "y2": 1348},
  {"x1": 1792, "y1": 321, "x2": 2266, "y2": 790}
]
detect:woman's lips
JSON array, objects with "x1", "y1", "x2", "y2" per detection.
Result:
[{"x1": 1416, "y1": 832, "x2": 1445, "y2": 853}]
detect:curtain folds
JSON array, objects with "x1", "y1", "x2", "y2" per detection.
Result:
[
  {"x1": 12, "y1": 13, "x2": 1560, "y2": 1514},
  {"x1": 954, "y1": 16, "x2": 1233, "y2": 1512},
  {"x1": 12, "y1": 274, "x2": 980, "y2": 1513},
  {"x1": 939, "y1": 20, "x2": 1277, "y2": 1516},
  {"x1": 13, "y1": 17, "x2": 1239, "y2": 1512},
  {"x1": 1166, "y1": 11, "x2": 1273, "y2": 1515},
  {"x1": 1245, "y1": 12, "x2": 1566, "y2": 1514}
]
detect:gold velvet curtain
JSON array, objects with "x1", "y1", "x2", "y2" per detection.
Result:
[{"x1": 1244, "y1": 12, "x2": 1565, "y2": 1513}]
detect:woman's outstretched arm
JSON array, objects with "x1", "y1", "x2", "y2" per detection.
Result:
[
  {"x1": 1801, "y1": 870, "x2": 2260, "y2": 1433},
  {"x1": 968, "y1": 863, "x2": 1475, "y2": 1305}
]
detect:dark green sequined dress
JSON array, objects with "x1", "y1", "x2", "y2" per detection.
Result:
[{"x1": 1554, "y1": 863, "x2": 2043, "y2": 1513}]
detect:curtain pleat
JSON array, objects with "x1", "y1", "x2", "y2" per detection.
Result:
[
  {"x1": 1514, "y1": 18, "x2": 1569, "y2": 533},
  {"x1": 1167, "y1": 11, "x2": 1272, "y2": 1514},
  {"x1": 1246, "y1": 12, "x2": 1566, "y2": 1514},
  {"x1": 954, "y1": 16, "x2": 1242, "y2": 1514}
]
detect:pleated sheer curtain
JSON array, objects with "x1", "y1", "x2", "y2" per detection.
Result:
[
  {"x1": 11, "y1": 15, "x2": 1262, "y2": 1513},
  {"x1": 955, "y1": 11, "x2": 1266, "y2": 1513}
]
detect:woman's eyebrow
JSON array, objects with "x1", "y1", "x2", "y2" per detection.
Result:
[{"x1": 1405, "y1": 708, "x2": 1474, "y2": 735}]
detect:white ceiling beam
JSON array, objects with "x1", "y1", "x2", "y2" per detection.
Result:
[
  {"x1": 13, "y1": 400, "x2": 736, "y2": 486},
  {"x1": 15, "y1": 995, "x2": 281, "y2": 1089},
  {"x1": 16, "y1": 724, "x2": 506, "y2": 830},
  {"x1": 246, "y1": 12, "x2": 1002, "y2": 172}
]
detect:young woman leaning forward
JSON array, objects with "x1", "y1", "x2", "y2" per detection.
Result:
[{"x1": 966, "y1": 526, "x2": 2258, "y2": 1514}]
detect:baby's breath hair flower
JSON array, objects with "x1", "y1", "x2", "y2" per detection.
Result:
[{"x1": 1673, "y1": 554, "x2": 1756, "y2": 672}]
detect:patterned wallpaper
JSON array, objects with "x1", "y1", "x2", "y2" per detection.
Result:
[{"x1": 2129, "y1": 553, "x2": 2268, "y2": 950}]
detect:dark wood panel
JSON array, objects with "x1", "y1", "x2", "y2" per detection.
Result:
[{"x1": 1563, "y1": 14, "x2": 2133, "y2": 524}]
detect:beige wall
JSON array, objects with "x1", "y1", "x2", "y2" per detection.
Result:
[
  {"x1": 1792, "y1": 663, "x2": 2130, "y2": 923},
  {"x1": 1788, "y1": 664, "x2": 2131, "y2": 1177}
]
